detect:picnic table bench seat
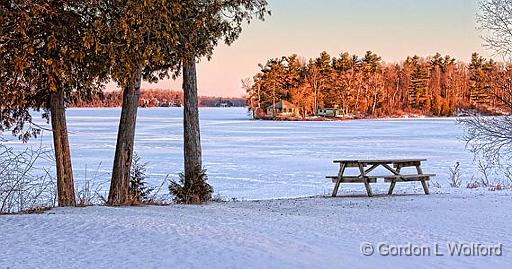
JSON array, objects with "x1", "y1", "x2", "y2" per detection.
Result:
[
  {"x1": 326, "y1": 174, "x2": 435, "y2": 183},
  {"x1": 383, "y1": 174, "x2": 435, "y2": 182},
  {"x1": 326, "y1": 176, "x2": 378, "y2": 183}
]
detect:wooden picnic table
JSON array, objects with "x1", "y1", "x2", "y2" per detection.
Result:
[{"x1": 327, "y1": 159, "x2": 435, "y2": 197}]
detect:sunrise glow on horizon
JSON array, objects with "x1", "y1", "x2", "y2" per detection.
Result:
[{"x1": 107, "y1": 0, "x2": 491, "y2": 97}]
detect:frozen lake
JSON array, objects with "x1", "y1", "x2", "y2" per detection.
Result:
[{"x1": 3, "y1": 107, "x2": 477, "y2": 200}]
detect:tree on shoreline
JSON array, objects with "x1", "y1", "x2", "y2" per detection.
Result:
[{"x1": 0, "y1": 0, "x2": 108, "y2": 206}]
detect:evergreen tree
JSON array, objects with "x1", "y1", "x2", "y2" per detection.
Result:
[
  {"x1": 308, "y1": 52, "x2": 333, "y2": 112},
  {"x1": 407, "y1": 56, "x2": 430, "y2": 109},
  {"x1": 469, "y1": 53, "x2": 491, "y2": 107},
  {"x1": 0, "y1": 0, "x2": 109, "y2": 206}
]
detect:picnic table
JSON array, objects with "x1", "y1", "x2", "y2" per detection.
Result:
[{"x1": 326, "y1": 159, "x2": 435, "y2": 197}]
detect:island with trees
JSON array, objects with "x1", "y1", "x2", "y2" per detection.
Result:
[{"x1": 245, "y1": 52, "x2": 511, "y2": 120}]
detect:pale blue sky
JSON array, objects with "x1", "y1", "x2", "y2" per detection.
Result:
[{"x1": 134, "y1": 0, "x2": 489, "y2": 97}]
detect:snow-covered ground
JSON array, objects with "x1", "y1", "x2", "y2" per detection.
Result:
[
  {"x1": 1, "y1": 189, "x2": 510, "y2": 269},
  {"x1": 2, "y1": 107, "x2": 487, "y2": 199}
]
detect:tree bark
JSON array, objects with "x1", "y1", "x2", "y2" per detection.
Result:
[
  {"x1": 108, "y1": 69, "x2": 142, "y2": 206},
  {"x1": 50, "y1": 88, "x2": 76, "y2": 207},
  {"x1": 183, "y1": 57, "x2": 202, "y2": 180}
]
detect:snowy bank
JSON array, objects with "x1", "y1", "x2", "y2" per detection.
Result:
[{"x1": 1, "y1": 189, "x2": 511, "y2": 269}]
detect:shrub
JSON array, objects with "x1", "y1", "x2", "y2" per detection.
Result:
[
  {"x1": 169, "y1": 165, "x2": 213, "y2": 204},
  {"x1": 129, "y1": 154, "x2": 154, "y2": 205},
  {"x1": 448, "y1": 162, "x2": 463, "y2": 188},
  {"x1": 0, "y1": 139, "x2": 56, "y2": 214},
  {"x1": 466, "y1": 179, "x2": 481, "y2": 189}
]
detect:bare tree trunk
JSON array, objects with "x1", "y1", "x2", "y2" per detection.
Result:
[
  {"x1": 108, "y1": 68, "x2": 142, "y2": 206},
  {"x1": 372, "y1": 92, "x2": 378, "y2": 115},
  {"x1": 50, "y1": 88, "x2": 76, "y2": 207},
  {"x1": 272, "y1": 91, "x2": 276, "y2": 116},
  {"x1": 183, "y1": 57, "x2": 202, "y2": 180},
  {"x1": 314, "y1": 87, "x2": 318, "y2": 115}
]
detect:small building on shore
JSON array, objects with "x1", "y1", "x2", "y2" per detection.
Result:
[
  {"x1": 317, "y1": 108, "x2": 343, "y2": 117},
  {"x1": 266, "y1": 100, "x2": 299, "y2": 117}
]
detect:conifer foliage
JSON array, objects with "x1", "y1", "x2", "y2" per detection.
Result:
[
  {"x1": 1, "y1": 0, "x2": 269, "y2": 207},
  {"x1": 0, "y1": 0, "x2": 108, "y2": 206},
  {"x1": 129, "y1": 153, "x2": 154, "y2": 205}
]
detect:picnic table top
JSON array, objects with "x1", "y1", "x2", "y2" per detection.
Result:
[{"x1": 333, "y1": 159, "x2": 427, "y2": 164}]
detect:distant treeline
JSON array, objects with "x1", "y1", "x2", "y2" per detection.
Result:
[
  {"x1": 245, "y1": 51, "x2": 512, "y2": 118},
  {"x1": 69, "y1": 89, "x2": 246, "y2": 108}
]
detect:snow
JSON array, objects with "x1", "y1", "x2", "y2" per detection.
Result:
[
  {"x1": 2, "y1": 108, "x2": 511, "y2": 268},
  {"x1": 1, "y1": 189, "x2": 511, "y2": 268},
  {"x1": 5, "y1": 107, "x2": 484, "y2": 200}
]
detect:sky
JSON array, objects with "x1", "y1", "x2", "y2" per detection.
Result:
[{"x1": 108, "y1": 0, "x2": 490, "y2": 97}]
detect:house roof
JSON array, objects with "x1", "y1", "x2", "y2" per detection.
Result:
[{"x1": 266, "y1": 100, "x2": 297, "y2": 110}]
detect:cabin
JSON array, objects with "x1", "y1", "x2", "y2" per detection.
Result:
[
  {"x1": 317, "y1": 108, "x2": 343, "y2": 117},
  {"x1": 266, "y1": 100, "x2": 299, "y2": 117},
  {"x1": 140, "y1": 98, "x2": 160, "y2": 108}
]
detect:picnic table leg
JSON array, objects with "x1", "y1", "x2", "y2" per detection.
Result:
[
  {"x1": 387, "y1": 166, "x2": 401, "y2": 195},
  {"x1": 416, "y1": 165, "x2": 430, "y2": 195},
  {"x1": 358, "y1": 163, "x2": 373, "y2": 197},
  {"x1": 332, "y1": 163, "x2": 346, "y2": 197}
]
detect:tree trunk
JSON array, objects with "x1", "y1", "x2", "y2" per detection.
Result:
[
  {"x1": 50, "y1": 88, "x2": 76, "y2": 207},
  {"x1": 314, "y1": 87, "x2": 318, "y2": 115},
  {"x1": 108, "y1": 69, "x2": 142, "y2": 206},
  {"x1": 183, "y1": 57, "x2": 202, "y2": 180}
]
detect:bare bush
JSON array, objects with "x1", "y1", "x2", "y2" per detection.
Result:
[
  {"x1": 144, "y1": 177, "x2": 172, "y2": 206},
  {"x1": 76, "y1": 179, "x2": 109, "y2": 207},
  {"x1": 458, "y1": 115, "x2": 512, "y2": 162},
  {"x1": 0, "y1": 139, "x2": 56, "y2": 214},
  {"x1": 477, "y1": 160, "x2": 494, "y2": 187},
  {"x1": 502, "y1": 165, "x2": 512, "y2": 185},
  {"x1": 448, "y1": 162, "x2": 463, "y2": 188},
  {"x1": 466, "y1": 178, "x2": 481, "y2": 189},
  {"x1": 75, "y1": 162, "x2": 109, "y2": 207},
  {"x1": 430, "y1": 180, "x2": 442, "y2": 189}
]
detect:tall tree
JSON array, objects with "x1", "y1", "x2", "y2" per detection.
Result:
[
  {"x1": 360, "y1": 51, "x2": 383, "y2": 115},
  {"x1": 0, "y1": 0, "x2": 108, "y2": 206},
  {"x1": 173, "y1": 0, "x2": 269, "y2": 203},
  {"x1": 468, "y1": 53, "x2": 495, "y2": 107},
  {"x1": 406, "y1": 56, "x2": 429, "y2": 109},
  {"x1": 256, "y1": 58, "x2": 288, "y2": 111},
  {"x1": 306, "y1": 52, "x2": 333, "y2": 113},
  {"x1": 85, "y1": 0, "x2": 184, "y2": 205},
  {"x1": 332, "y1": 53, "x2": 360, "y2": 113}
]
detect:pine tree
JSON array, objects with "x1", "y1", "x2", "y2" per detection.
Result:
[
  {"x1": 129, "y1": 153, "x2": 153, "y2": 204},
  {"x1": 469, "y1": 53, "x2": 491, "y2": 107},
  {"x1": 407, "y1": 56, "x2": 430, "y2": 109}
]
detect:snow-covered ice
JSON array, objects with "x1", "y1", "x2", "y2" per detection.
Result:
[
  {"x1": 1, "y1": 189, "x2": 510, "y2": 269},
  {"x1": 4, "y1": 107, "x2": 484, "y2": 199}
]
